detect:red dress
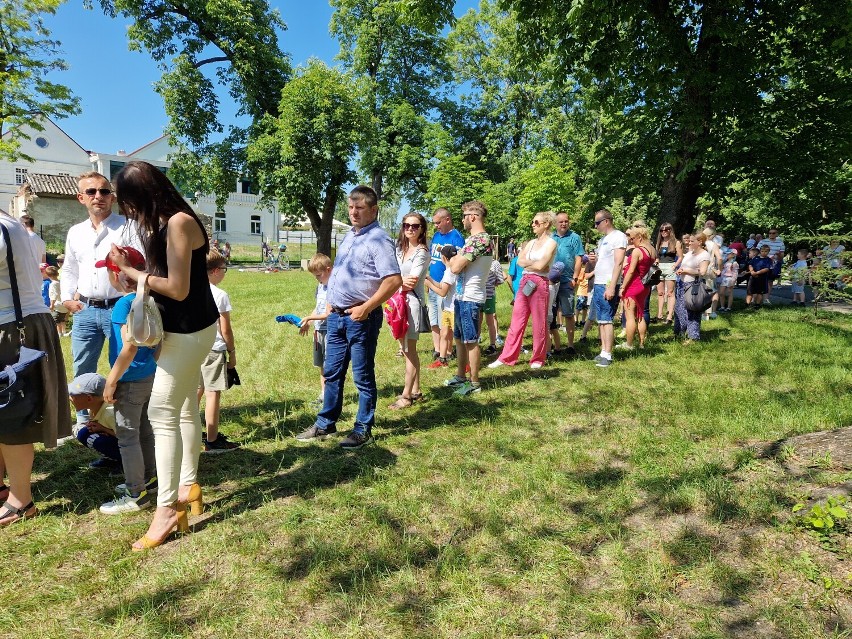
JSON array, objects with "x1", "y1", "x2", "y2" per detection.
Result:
[{"x1": 622, "y1": 247, "x2": 652, "y2": 318}]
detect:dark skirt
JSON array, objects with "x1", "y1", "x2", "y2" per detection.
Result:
[{"x1": 0, "y1": 312, "x2": 72, "y2": 446}]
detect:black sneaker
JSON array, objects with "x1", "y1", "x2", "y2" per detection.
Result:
[
  {"x1": 565, "y1": 346, "x2": 577, "y2": 357},
  {"x1": 296, "y1": 424, "x2": 337, "y2": 442},
  {"x1": 203, "y1": 433, "x2": 240, "y2": 454},
  {"x1": 482, "y1": 345, "x2": 498, "y2": 356},
  {"x1": 88, "y1": 457, "x2": 121, "y2": 472},
  {"x1": 339, "y1": 431, "x2": 374, "y2": 450}
]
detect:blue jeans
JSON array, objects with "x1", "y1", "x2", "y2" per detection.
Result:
[
  {"x1": 316, "y1": 308, "x2": 383, "y2": 435},
  {"x1": 71, "y1": 305, "x2": 112, "y2": 422}
]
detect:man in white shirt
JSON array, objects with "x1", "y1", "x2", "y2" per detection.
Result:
[
  {"x1": 61, "y1": 172, "x2": 134, "y2": 426},
  {"x1": 19, "y1": 215, "x2": 47, "y2": 265},
  {"x1": 588, "y1": 209, "x2": 627, "y2": 367}
]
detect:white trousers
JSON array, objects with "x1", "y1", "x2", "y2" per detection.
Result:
[{"x1": 148, "y1": 324, "x2": 217, "y2": 506}]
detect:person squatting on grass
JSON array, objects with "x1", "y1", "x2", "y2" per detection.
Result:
[
  {"x1": 588, "y1": 210, "x2": 627, "y2": 368},
  {"x1": 109, "y1": 160, "x2": 220, "y2": 551},
  {"x1": 443, "y1": 201, "x2": 493, "y2": 396},
  {"x1": 299, "y1": 253, "x2": 332, "y2": 406},
  {"x1": 673, "y1": 233, "x2": 711, "y2": 343},
  {"x1": 489, "y1": 211, "x2": 557, "y2": 370},
  {"x1": 389, "y1": 213, "x2": 430, "y2": 410},
  {"x1": 197, "y1": 249, "x2": 240, "y2": 453},
  {"x1": 296, "y1": 185, "x2": 402, "y2": 449}
]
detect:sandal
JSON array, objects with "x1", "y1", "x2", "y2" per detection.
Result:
[
  {"x1": 388, "y1": 396, "x2": 414, "y2": 410},
  {"x1": 0, "y1": 501, "x2": 37, "y2": 526},
  {"x1": 409, "y1": 393, "x2": 424, "y2": 403}
]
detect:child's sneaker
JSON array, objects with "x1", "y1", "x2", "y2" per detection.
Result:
[
  {"x1": 453, "y1": 381, "x2": 481, "y2": 396},
  {"x1": 115, "y1": 476, "x2": 158, "y2": 495},
  {"x1": 495, "y1": 335, "x2": 504, "y2": 347},
  {"x1": 482, "y1": 345, "x2": 498, "y2": 356},
  {"x1": 100, "y1": 489, "x2": 151, "y2": 514},
  {"x1": 443, "y1": 375, "x2": 467, "y2": 387},
  {"x1": 427, "y1": 358, "x2": 448, "y2": 370},
  {"x1": 203, "y1": 433, "x2": 240, "y2": 453}
]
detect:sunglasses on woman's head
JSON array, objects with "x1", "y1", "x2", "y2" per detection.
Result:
[{"x1": 402, "y1": 223, "x2": 421, "y2": 231}]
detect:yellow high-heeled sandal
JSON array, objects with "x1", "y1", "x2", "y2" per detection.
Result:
[
  {"x1": 182, "y1": 483, "x2": 203, "y2": 516},
  {"x1": 131, "y1": 510, "x2": 189, "y2": 552}
]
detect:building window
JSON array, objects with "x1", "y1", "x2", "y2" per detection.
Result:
[
  {"x1": 214, "y1": 210, "x2": 226, "y2": 233},
  {"x1": 240, "y1": 180, "x2": 253, "y2": 194},
  {"x1": 15, "y1": 168, "x2": 28, "y2": 185},
  {"x1": 250, "y1": 215, "x2": 261, "y2": 235}
]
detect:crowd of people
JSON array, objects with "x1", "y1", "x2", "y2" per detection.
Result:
[{"x1": 0, "y1": 172, "x2": 845, "y2": 551}]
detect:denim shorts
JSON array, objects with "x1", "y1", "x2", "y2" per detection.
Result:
[
  {"x1": 592, "y1": 284, "x2": 619, "y2": 324},
  {"x1": 453, "y1": 299, "x2": 483, "y2": 344},
  {"x1": 555, "y1": 283, "x2": 575, "y2": 317}
]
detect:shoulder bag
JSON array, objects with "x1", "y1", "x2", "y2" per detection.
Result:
[
  {"x1": 127, "y1": 274, "x2": 164, "y2": 347},
  {"x1": 0, "y1": 223, "x2": 47, "y2": 433},
  {"x1": 684, "y1": 277, "x2": 713, "y2": 313}
]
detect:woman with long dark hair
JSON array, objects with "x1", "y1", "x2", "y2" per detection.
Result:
[
  {"x1": 654, "y1": 223, "x2": 681, "y2": 324},
  {"x1": 389, "y1": 213, "x2": 429, "y2": 409},
  {"x1": 108, "y1": 161, "x2": 219, "y2": 550}
]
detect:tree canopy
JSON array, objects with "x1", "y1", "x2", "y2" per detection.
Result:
[{"x1": 0, "y1": 0, "x2": 80, "y2": 161}]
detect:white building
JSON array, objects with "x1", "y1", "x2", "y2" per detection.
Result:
[{"x1": 2, "y1": 117, "x2": 278, "y2": 245}]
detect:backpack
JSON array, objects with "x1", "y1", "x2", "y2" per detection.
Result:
[{"x1": 384, "y1": 291, "x2": 409, "y2": 340}]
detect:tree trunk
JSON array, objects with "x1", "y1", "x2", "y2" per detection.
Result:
[{"x1": 658, "y1": 161, "x2": 703, "y2": 237}]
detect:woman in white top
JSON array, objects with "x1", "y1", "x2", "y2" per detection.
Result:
[
  {"x1": 389, "y1": 213, "x2": 430, "y2": 410},
  {"x1": 490, "y1": 211, "x2": 557, "y2": 369},
  {"x1": 673, "y1": 233, "x2": 711, "y2": 343},
  {"x1": 0, "y1": 213, "x2": 71, "y2": 525}
]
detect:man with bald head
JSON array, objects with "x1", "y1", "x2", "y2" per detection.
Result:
[{"x1": 426, "y1": 207, "x2": 464, "y2": 368}]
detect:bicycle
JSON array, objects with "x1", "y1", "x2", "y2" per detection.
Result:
[{"x1": 262, "y1": 244, "x2": 289, "y2": 272}]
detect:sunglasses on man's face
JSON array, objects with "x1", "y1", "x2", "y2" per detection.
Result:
[
  {"x1": 82, "y1": 188, "x2": 113, "y2": 197},
  {"x1": 594, "y1": 218, "x2": 610, "y2": 226},
  {"x1": 403, "y1": 223, "x2": 421, "y2": 231}
]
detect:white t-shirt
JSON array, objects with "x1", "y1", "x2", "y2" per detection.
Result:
[
  {"x1": 757, "y1": 237, "x2": 785, "y2": 257},
  {"x1": 681, "y1": 250, "x2": 710, "y2": 282},
  {"x1": 456, "y1": 232, "x2": 492, "y2": 304},
  {"x1": 209, "y1": 283, "x2": 232, "y2": 352},
  {"x1": 27, "y1": 231, "x2": 47, "y2": 264},
  {"x1": 313, "y1": 283, "x2": 328, "y2": 331},
  {"x1": 593, "y1": 229, "x2": 628, "y2": 285},
  {"x1": 0, "y1": 216, "x2": 48, "y2": 325},
  {"x1": 440, "y1": 270, "x2": 457, "y2": 312}
]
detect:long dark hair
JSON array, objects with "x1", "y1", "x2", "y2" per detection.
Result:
[
  {"x1": 114, "y1": 160, "x2": 208, "y2": 276},
  {"x1": 656, "y1": 223, "x2": 677, "y2": 253},
  {"x1": 396, "y1": 213, "x2": 428, "y2": 254}
]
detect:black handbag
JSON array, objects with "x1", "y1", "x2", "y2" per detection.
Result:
[
  {"x1": 642, "y1": 264, "x2": 662, "y2": 287},
  {"x1": 0, "y1": 223, "x2": 47, "y2": 432},
  {"x1": 684, "y1": 277, "x2": 713, "y2": 313}
]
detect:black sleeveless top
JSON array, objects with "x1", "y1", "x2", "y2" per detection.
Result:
[{"x1": 152, "y1": 225, "x2": 219, "y2": 334}]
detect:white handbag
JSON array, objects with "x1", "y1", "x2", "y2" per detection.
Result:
[{"x1": 127, "y1": 274, "x2": 164, "y2": 347}]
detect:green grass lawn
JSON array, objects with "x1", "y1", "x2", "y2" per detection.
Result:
[{"x1": 4, "y1": 270, "x2": 852, "y2": 638}]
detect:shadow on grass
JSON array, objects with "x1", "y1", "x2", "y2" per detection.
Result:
[{"x1": 96, "y1": 579, "x2": 206, "y2": 633}]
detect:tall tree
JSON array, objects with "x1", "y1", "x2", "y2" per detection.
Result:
[
  {"x1": 330, "y1": 0, "x2": 454, "y2": 201},
  {"x1": 97, "y1": 0, "x2": 291, "y2": 208},
  {"x1": 0, "y1": 0, "x2": 80, "y2": 161},
  {"x1": 246, "y1": 61, "x2": 365, "y2": 256},
  {"x1": 504, "y1": 0, "x2": 852, "y2": 235}
]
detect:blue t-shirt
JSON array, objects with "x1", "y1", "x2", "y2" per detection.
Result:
[
  {"x1": 552, "y1": 230, "x2": 585, "y2": 283},
  {"x1": 41, "y1": 279, "x2": 50, "y2": 307},
  {"x1": 428, "y1": 229, "x2": 465, "y2": 281},
  {"x1": 109, "y1": 294, "x2": 157, "y2": 382},
  {"x1": 507, "y1": 257, "x2": 522, "y2": 295},
  {"x1": 748, "y1": 256, "x2": 773, "y2": 276}
]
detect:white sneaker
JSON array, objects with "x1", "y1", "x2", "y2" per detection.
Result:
[
  {"x1": 530, "y1": 362, "x2": 543, "y2": 369},
  {"x1": 488, "y1": 359, "x2": 505, "y2": 369},
  {"x1": 763, "y1": 299, "x2": 771, "y2": 305},
  {"x1": 614, "y1": 343, "x2": 634, "y2": 351},
  {"x1": 100, "y1": 490, "x2": 151, "y2": 514},
  {"x1": 709, "y1": 312, "x2": 718, "y2": 319}
]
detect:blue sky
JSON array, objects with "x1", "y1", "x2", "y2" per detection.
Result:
[{"x1": 45, "y1": 1, "x2": 477, "y2": 154}]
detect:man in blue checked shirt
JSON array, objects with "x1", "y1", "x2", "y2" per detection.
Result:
[{"x1": 296, "y1": 185, "x2": 402, "y2": 450}]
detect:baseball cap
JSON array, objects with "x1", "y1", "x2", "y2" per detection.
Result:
[
  {"x1": 39, "y1": 263, "x2": 49, "y2": 271},
  {"x1": 94, "y1": 246, "x2": 146, "y2": 273},
  {"x1": 68, "y1": 372, "x2": 106, "y2": 396},
  {"x1": 548, "y1": 261, "x2": 566, "y2": 283}
]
